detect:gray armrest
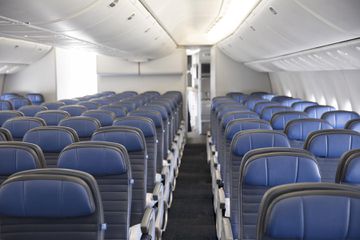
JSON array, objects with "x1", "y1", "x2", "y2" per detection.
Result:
[
  {"x1": 221, "y1": 217, "x2": 233, "y2": 240},
  {"x1": 152, "y1": 182, "x2": 164, "y2": 202},
  {"x1": 141, "y1": 207, "x2": 155, "y2": 234},
  {"x1": 161, "y1": 166, "x2": 168, "y2": 183},
  {"x1": 218, "y1": 187, "x2": 226, "y2": 210},
  {"x1": 215, "y1": 169, "x2": 223, "y2": 187}
]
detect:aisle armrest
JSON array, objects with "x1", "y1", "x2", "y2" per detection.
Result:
[
  {"x1": 221, "y1": 217, "x2": 233, "y2": 240},
  {"x1": 141, "y1": 207, "x2": 155, "y2": 234}
]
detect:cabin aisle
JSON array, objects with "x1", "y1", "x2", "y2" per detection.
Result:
[{"x1": 163, "y1": 140, "x2": 216, "y2": 240}]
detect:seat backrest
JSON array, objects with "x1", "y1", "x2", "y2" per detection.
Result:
[
  {"x1": 271, "y1": 95, "x2": 292, "y2": 103},
  {"x1": 9, "y1": 97, "x2": 31, "y2": 110},
  {"x1": 304, "y1": 129, "x2": 360, "y2": 182},
  {"x1": 257, "y1": 183, "x2": 360, "y2": 240},
  {"x1": 82, "y1": 110, "x2": 115, "y2": 127},
  {"x1": 91, "y1": 126, "x2": 147, "y2": 226},
  {"x1": 336, "y1": 149, "x2": 360, "y2": 184},
  {"x1": 229, "y1": 130, "x2": 290, "y2": 238},
  {"x1": 100, "y1": 105, "x2": 127, "y2": 118},
  {"x1": 41, "y1": 101, "x2": 66, "y2": 110},
  {"x1": 0, "y1": 100, "x2": 13, "y2": 110},
  {"x1": 113, "y1": 116, "x2": 157, "y2": 192},
  {"x1": 261, "y1": 106, "x2": 294, "y2": 121},
  {"x1": 58, "y1": 142, "x2": 131, "y2": 240},
  {"x1": 246, "y1": 98, "x2": 268, "y2": 111},
  {"x1": 0, "y1": 168, "x2": 105, "y2": 240},
  {"x1": 254, "y1": 102, "x2": 280, "y2": 115},
  {"x1": 322, "y1": 110, "x2": 360, "y2": 129},
  {"x1": 0, "y1": 128, "x2": 13, "y2": 141},
  {"x1": 19, "y1": 105, "x2": 48, "y2": 117},
  {"x1": 238, "y1": 148, "x2": 321, "y2": 240},
  {"x1": 59, "y1": 116, "x2": 101, "y2": 141},
  {"x1": 3, "y1": 117, "x2": 46, "y2": 141},
  {"x1": 23, "y1": 126, "x2": 79, "y2": 167},
  {"x1": 270, "y1": 111, "x2": 309, "y2": 130},
  {"x1": 78, "y1": 101, "x2": 100, "y2": 110},
  {"x1": 58, "y1": 99, "x2": 79, "y2": 105},
  {"x1": 304, "y1": 105, "x2": 336, "y2": 118},
  {"x1": 292, "y1": 101, "x2": 318, "y2": 111},
  {"x1": 35, "y1": 110, "x2": 70, "y2": 125},
  {"x1": 59, "y1": 105, "x2": 88, "y2": 116},
  {"x1": 0, "y1": 93, "x2": 22, "y2": 101},
  {"x1": 0, "y1": 142, "x2": 46, "y2": 183},
  {"x1": 26, "y1": 93, "x2": 44, "y2": 105},
  {"x1": 345, "y1": 118, "x2": 360, "y2": 132},
  {"x1": 278, "y1": 98, "x2": 302, "y2": 107},
  {"x1": 0, "y1": 110, "x2": 24, "y2": 126}
]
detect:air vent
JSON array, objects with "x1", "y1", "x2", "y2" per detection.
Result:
[
  {"x1": 269, "y1": 7, "x2": 278, "y2": 15},
  {"x1": 109, "y1": 0, "x2": 119, "y2": 8},
  {"x1": 250, "y1": 26, "x2": 256, "y2": 31},
  {"x1": 127, "y1": 13, "x2": 135, "y2": 21}
]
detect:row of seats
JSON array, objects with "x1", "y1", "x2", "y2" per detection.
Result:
[
  {"x1": 0, "y1": 90, "x2": 187, "y2": 240},
  {"x1": 207, "y1": 91, "x2": 360, "y2": 240},
  {"x1": 0, "y1": 92, "x2": 44, "y2": 109}
]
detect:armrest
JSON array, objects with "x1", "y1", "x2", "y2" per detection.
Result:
[
  {"x1": 141, "y1": 207, "x2": 155, "y2": 234},
  {"x1": 221, "y1": 217, "x2": 234, "y2": 240},
  {"x1": 160, "y1": 167, "x2": 168, "y2": 184},
  {"x1": 218, "y1": 187, "x2": 226, "y2": 210},
  {"x1": 215, "y1": 169, "x2": 223, "y2": 187},
  {"x1": 152, "y1": 182, "x2": 164, "y2": 202}
]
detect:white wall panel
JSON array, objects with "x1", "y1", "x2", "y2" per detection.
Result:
[
  {"x1": 211, "y1": 46, "x2": 271, "y2": 97},
  {"x1": 270, "y1": 70, "x2": 360, "y2": 113},
  {"x1": 3, "y1": 49, "x2": 57, "y2": 101}
]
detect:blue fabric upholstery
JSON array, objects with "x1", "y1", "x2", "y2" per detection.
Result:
[
  {"x1": 217, "y1": 105, "x2": 249, "y2": 120},
  {"x1": 0, "y1": 93, "x2": 22, "y2": 101},
  {"x1": 322, "y1": 110, "x2": 360, "y2": 129},
  {"x1": 0, "y1": 128, "x2": 12, "y2": 141},
  {"x1": 238, "y1": 148, "x2": 321, "y2": 240},
  {"x1": 26, "y1": 93, "x2": 44, "y2": 105},
  {"x1": 2, "y1": 117, "x2": 46, "y2": 140},
  {"x1": 100, "y1": 105, "x2": 127, "y2": 118},
  {"x1": 292, "y1": 101, "x2": 318, "y2": 111},
  {"x1": 59, "y1": 105, "x2": 88, "y2": 117},
  {"x1": 113, "y1": 116, "x2": 156, "y2": 137},
  {"x1": 35, "y1": 110, "x2": 70, "y2": 126},
  {"x1": 129, "y1": 110, "x2": 162, "y2": 128},
  {"x1": 305, "y1": 129, "x2": 360, "y2": 182},
  {"x1": 305, "y1": 105, "x2": 336, "y2": 118},
  {"x1": 278, "y1": 98, "x2": 302, "y2": 107},
  {"x1": 0, "y1": 110, "x2": 23, "y2": 126},
  {"x1": 9, "y1": 97, "x2": 31, "y2": 110},
  {"x1": 58, "y1": 142, "x2": 128, "y2": 176},
  {"x1": 254, "y1": 102, "x2": 280, "y2": 115},
  {"x1": 346, "y1": 119, "x2": 360, "y2": 132},
  {"x1": 59, "y1": 99, "x2": 79, "y2": 105},
  {"x1": 221, "y1": 111, "x2": 260, "y2": 129},
  {"x1": 82, "y1": 110, "x2": 115, "y2": 127},
  {"x1": 41, "y1": 102, "x2": 65, "y2": 110},
  {"x1": 271, "y1": 95, "x2": 292, "y2": 103},
  {"x1": 59, "y1": 116, "x2": 101, "y2": 139},
  {"x1": 246, "y1": 98, "x2": 268, "y2": 111},
  {"x1": 19, "y1": 105, "x2": 48, "y2": 117},
  {"x1": 92, "y1": 126, "x2": 144, "y2": 152},
  {"x1": 77, "y1": 101, "x2": 99, "y2": 110},
  {"x1": 225, "y1": 119, "x2": 272, "y2": 141},
  {"x1": 261, "y1": 106, "x2": 294, "y2": 121},
  {"x1": 258, "y1": 183, "x2": 360, "y2": 240},
  {"x1": 0, "y1": 100, "x2": 13, "y2": 110},
  {"x1": 0, "y1": 179, "x2": 95, "y2": 217},
  {"x1": 270, "y1": 111, "x2": 309, "y2": 130},
  {"x1": 336, "y1": 149, "x2": 360, "y2": 184},
  {"x1": 285, "y1": 118, "x2": 333, "y2": 141}
]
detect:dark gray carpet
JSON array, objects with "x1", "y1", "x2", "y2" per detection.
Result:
[{"x1": 163, "y1": 143, "x2": 217, "y2": 240}]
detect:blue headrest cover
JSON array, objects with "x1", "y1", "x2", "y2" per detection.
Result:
[
  {"x1": 42, "y1": 102, "x2": 64, "y2": 110},
  {"x1": 24, "y1": 128, "x2": 76, "y2": 152},
  {"x1": 347, "y1": 120, "x2": 360, "y2": 132},
  {"x1": 58, "y1": 146, "x2": 128, "y2": 176},
  {"x1": 129, "y1": 112, "x2": 162, "y2": 127},
  {"x1": 306, "y1": 131, "x2": 360, "y2": 158},
  {"x1": 0, "y1": 101, "x2": 12, "y2": 110},
  {"x1": 0, "y1": 148, "x2": 39, "y2": 175},
  {"x1": 92, "y1": 131, "x2": 144, "y2": 152},
  {"x1": 254, "y1": 102, "x2": 280, "y2": 114},
  {"x1": 3, "y1": 118, "x2": 44, "y2": 138},
  {"x1": 143, "y1": 106, "x2": 168, "y2": 119},
  {"x1": 292, "y1": 101, "x2": 317, "y2": 111},
  {"x1": 113, "y1": 118, "x2": 155, "y2": 137},
  {"x1": 221, "y1": 112, "x2": 259, "y2": 128},
  {"x1": 0, "y1": 179, "x2": 95, "y2": 218},
  {"x1": 82, "y1": 111, "x2": 115, "y2": 126},
  {"x1": 342, "y1": 155, "x2": 360, "y2": 184},
  {"x1": 279, "y1": 98, "x2": 301, "y2": 107},
  {"x1": 305, "y1": 105, "x2": 336, "y2": 118},
  {"x1": 265, "y1": 194, "x2": 360, "y2": 239},
  {"x1": 246, "y1": 99, "x2": 268, "y2": 110},
  {"x1": 286, "y1": 119, "x2": 333, "y2": 141},
  {"x1": 322, "y1": 111, "x2": 360, "y2": 129},
  {"x1": 271, "y1": 112, "x2": 308, "y2": 130},
  {"x1": 232, "y1": 131, "x2": 290, "y2": 156},
  {"x1": 100, "y1": 106, "x2": 127, "y2": 118},
  {"x1": 217, "y1": 107, "x2": 248, "y2": 120},
  {"x1": 225, "y1": 120, "x2": 272, "y2": 140},
  {"x1": 243, "y1": 154, "x2": 320, "y2": 186},
  {"x1": 261, "y1": 107, "x2": 293, "y2": 121},
  {"x1": 60, "y1": 118, "x2": 99, "y2": 138}
]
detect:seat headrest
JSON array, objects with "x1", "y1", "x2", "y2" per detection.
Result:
[
  {"x1": 257, "y1": 183, "x2": 360, "y2": 240},
  {"x1": 19, "y1": 105, "x2": 48, "y2": 117},
  {"x1": 0, "y1": 128, "x2": 12, "y2": 141},
  {"x1": 292, "y1": 101, "x2": 318, "y2": 111},
  {"x1": 0, "y1": 142, "x2": 45, "y2": 175},
  {"x1": 58, "y1": 99, "x2": 79, "y2": 105},
  {"x1": 113, "y1": 116, "x2": 156, "y2": 137},
  {"x1": 3, "y1": 117, "x2": 46, "y2": 139},
  {"x1": 271, "y1": 95, "x2": 292, "y2": 103},
  {"x1": 59, "y1": 105, "x2": 88, "y2": 116},
  {"x1": 0, "y1": 100, "x2": 13, "y2": 110},
  {"x1": 25, "y1": 93, "x2": 44, "y2": 104},
  {"x1": 211, "y1": 99, "x2": 235, "y2": 111},
  {"x1": 9, "y1": 98, "x2": 31, "y2": 109},
  {"x1": 270, "y1": 111, "x2": 309, "y2": 130},
  {"x1": 217, "y1": 105, "x2": 248, "y2": 120},
  {"x1": 322, "y1": 110, "x2": 360, "y2": 129},
  {"x1": 345, "y1": 119, "x2": 360, "y2": 132},
  {"x1": 285, "y1": 118, "x2": 333, "y2": 141},
  {"x1": 254, "y1": 102, "x2": 281, "y2": 115},
  {"x1": 246, "y1": 99, "x2": 269, "y2": 111},
  {"x1": 41, "y1": 102, "x2": 66, "y2": 110},
  {"x1": 336, "y1": 149, "x2": 360, "y2": 184},
  {"x1": 304, "y1": 129, "x2": 360, "y2": 158},
  {"x1": 59, "y1": 117, "x2": 101, "y2": 138},
  {"x1": 304, "y1": 105, "x2": 336, "y2": 118},
  {"x1": 225, "y1": 119, "x2": 272, "y2": 140},
  {"x1": 35, "y1": 110, "x2": 70, "y2": 125},
  {"x1": 58, "y1": 142, "x2": 129, "y2": 177},
  {"x1": 240, "y1": 149, "x2": 320, "y2": 187},
  {"x1": 231, "y1": 130, "x2": 290, "y2": 157},
  {"x1": 261, "y1": 106, "x2": 294, "y2": 121},
  {"x1": 129, "y1": 110, "x2": 162, "y2": 128},
  {"x1": 221, "y1": 111, "x2": 259, "y2": 128},
  {"x1": 23, "y1": 126, "x2": 79, "y2": 153},
  {"x1": 0, "y1": 175, "x2": 95, "y2": 218},
  {"x1": 82, "y1": 110, "x2": 116, "y2": 126},
  {"x1": 77, "y1": 101, "x2": 100, "y2": 110},
  {"x1": 100, "y1": 105, "x2": 127, "y2": 118},
  {"x1": 278, "y1": 98, "x2": 302, "y2": 107},
  {"x1": 92, "y1": 126, "x2": 145, "y2": 152}
]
